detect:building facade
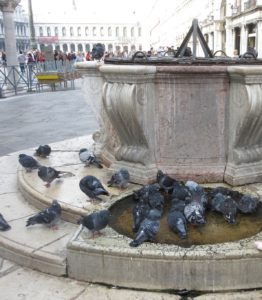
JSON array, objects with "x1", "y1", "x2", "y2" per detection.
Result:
[
  {"x1": 0, "y1": 4, "x2": 29, "y2": 51},
  {"x1": 147, "y1": 0, "x2": 262, "y2": 58},
  {"x1": 34, "y1": 22, "x2": 143, "y2": 54}
]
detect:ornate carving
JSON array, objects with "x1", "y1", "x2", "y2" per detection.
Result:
[
  {"x1": 103, "y1": 82, "x2": 149, "y2": 165},
  {"x1": 233, "y1": 84, "x2": 262, "y2": 164}
]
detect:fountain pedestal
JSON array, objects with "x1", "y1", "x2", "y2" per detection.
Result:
[{"x1": 78, "y1": 62, "x2": 262, "y2": 186}]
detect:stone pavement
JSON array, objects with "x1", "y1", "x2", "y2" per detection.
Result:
[{"x1": 0, "y1": 84, "x2": 98, "y2": 156}]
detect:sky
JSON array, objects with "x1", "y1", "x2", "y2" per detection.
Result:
[{"x1": 19, "y1": 0, "x2": 160, "y2": 23}]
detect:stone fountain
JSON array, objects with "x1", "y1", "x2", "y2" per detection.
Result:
[{"x1": 17, "y1": 20, "x2": 262, "y2": 293}]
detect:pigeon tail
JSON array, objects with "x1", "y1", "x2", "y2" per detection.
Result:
[{"x1": 26, "y1": 217, "x2": 38, "y2": 227}]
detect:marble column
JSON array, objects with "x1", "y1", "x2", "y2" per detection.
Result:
[
  {"x1": 256, "y1": 20, "x2": 262, "y2": 58},
  {"x1": 0, "y1": 0, "x2": 20, "y2": 66}
]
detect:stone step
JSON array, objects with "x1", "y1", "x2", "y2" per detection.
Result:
[
  {"x1": 0, "y1": 135, "x2": 138, "y2": 277},
  {"x1": 0, "y1": 152, "x2": 78, "y2": 276}
]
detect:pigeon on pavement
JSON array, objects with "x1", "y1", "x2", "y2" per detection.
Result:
[
  {"x1": 35, "y1": 145, "x2": 51, "y2": 158},
  {"x1": 26, "y1": 200, "x2": 61, "y2": 228},
  {"x1": 79, "y1": 148, "x2": 103, "y2": 168},
  {"x1": 78, "y1": 210, "x2": 111, "y2": 238},
  {"x1": 0, "y1": 213, "x2": 11, "y2": 231},
  {"x1": 18, "y1": 154, "x2": 41, "y2": 172},
  {"x1": 107, "y1": 168, "x2": 130, "y2": 189},
  {"x1": 79, "y1": 175, "x2": 109, "y2": 202}
]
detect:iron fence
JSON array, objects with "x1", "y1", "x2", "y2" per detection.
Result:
[{"x1": 0, "y1": 60, "x2": 78, "y2": 97}]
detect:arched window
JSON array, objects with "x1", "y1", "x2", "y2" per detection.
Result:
[
  {"x1": 70, "y1": 27, "x2": 74, "y2": 36},
  {"x1": 93, "y1": 27, "x2": 96, "y2": 36},
  {"x1": 47, "y1": 27, "x2": 51, "y2": 36},
  {"x1": 131, "y1": 27, "x2": 134, "y2": 37},
  {"x1": 70, "y1": 44, "x2": 75, "y2": 52},
  {"x1": 62, "y1": 27, "x2": 66, "y2": 36},
  {"x1": 39, "y1": 26, "x2": 43, "y2": 37},
  {"x1": 116, "y1": 27, "x2": 119, "y2": 37},
  {"x1": 108, "y1": 27, "x2": 112, "y2": 36},
  {"x1": 63, "y1": 44, "x2": 68, "y2": 52},
  {"x1": 54, "y1": 27, "x2": 58, "y2": 36},
  {"x1": 123, "y1": 27, "x2": 127, "y2": 37},
  {"x1": 77, "y1": 27, "x2": 81, "y2": 36},
  {"x1": 85, "y1": 27, "x2": 89, "y2": 36},
  {"x1": 100, "y1": 27, "x2": 104, "y2": 36},
  {"x1": 78, "y1": 44, "x2": 83, "y2": 51},
  {"x1": 138, "y1": 27, "x2": 142, "y2": 37},
  {"x1": 85, "y1": 44, "x2": 90, "y2": 52}
]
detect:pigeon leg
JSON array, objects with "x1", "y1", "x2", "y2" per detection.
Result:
[
  {"x1": 50, "y1": 225, "x2": 59, "y2": 230},
  {"x1": 45, "y1": 183, "x2": 51, "y2": 188},
  {"x1": 91, "y1": 230, "x2": 105, "y2": 239}
]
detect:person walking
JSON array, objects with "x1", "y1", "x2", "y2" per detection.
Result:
[{"x1": 17, "y1": 51, "x2": 26, "y2": 74}]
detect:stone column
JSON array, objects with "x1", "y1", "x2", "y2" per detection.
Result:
[
  {"x1": 256, "y1": 20, "x2": 262, "y2": 58},
  {"x1": 240, "y1": 24, "x2": 248, "y2": 55},
  {"x1": 0, "y1": 0, "x2": 20, "y2": 66}
]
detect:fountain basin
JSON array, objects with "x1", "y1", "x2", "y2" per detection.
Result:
[
  {"x1": 77, "y1": 62, "x2": 262, "y2": 186},
  {"x1": 67, "y1": 216, "x2": 262, "y2": 292}
]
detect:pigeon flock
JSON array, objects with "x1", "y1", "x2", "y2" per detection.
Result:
[
  {"x1": 129, "y1": 170, "x2": 261, "y2": 247},
  {"x1": 1, "y1": 145, "x2": 261, "y2": 253}
]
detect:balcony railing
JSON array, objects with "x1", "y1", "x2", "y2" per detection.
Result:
[{"x1": 244, "y1": 0, "x2": 257, "y2": 10}]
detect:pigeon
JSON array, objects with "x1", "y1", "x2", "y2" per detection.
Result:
[
  {"x1": 26, "y1": 200, "x2": 61, "y2": 228},
  {"x1": 157, "y1": 170, "x2": 177, "y2": 193},
  {"x1": 211, "y1": 193, "x2": 238, "y2": 224},
  {"x1": 77, "y1": 210, "x2": 111, "y2": 238},
  {"x1": 0, "y1": 213, "x2": 11, "y2": 231},
  {"x1": 107, "y1": 168, "x2": 130, "y2": 189},
  {"x1": 172, "y1": 181, "x2": 192, "y2": 202},
  {"x1": 171, "y1": 198, "x2": 186, "y2": 213},
  {"x1": 185, "y1": 180, "x2": 199, "y2": 193},
  {"x1": 91, "y1": 43, "x2": 105, "y2": 60},
  {"x1": 133, "y1": 183, "x2": 160, "y2": 203},
  {"x1": 209, "y1": 186, "x2": 240, "y2": 199},
  {"x1": 79, "y1": 175, "x2": 109, "y2": 202},
  {"x1": 35, "y1": 145, "x2": 51, "y2": 158},
  {"x1": 79, "y1": 148, "x2": 103, "y2": 168},
  {"x1": 237, "y1": 194, "x2": 259, "y2": 214},
  {"x1": 38, "y1": 166, "x2": 62, "y2": 187},
  {"x1": 184, "y1": 201, "x2": 206, "y2": 226},
  {"x1": 167, "y1": 209, "x2": 187, "y2": 239},
  {"x1": 129, "y1": 209, "x2": 161, "y2": 247},
  {"x1": 132, "y1": 201, "x2": 150, "y2": 233},
  {"x1": 148, "y1": 192, "x2": 164, "y2": 213},
  {"x1": 18, "y1": 154, "x2": 41, "y2": 172}
]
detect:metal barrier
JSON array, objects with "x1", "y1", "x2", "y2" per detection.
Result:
[{"x1": 0, "y1": 60, "x2": 79, "y2": 97}]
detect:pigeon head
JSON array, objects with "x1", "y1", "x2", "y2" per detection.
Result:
[
  {"x1": 77, "y1": 216, "x2": 84, "y2": 225},
  {"x1": 79, "y1": 148, "x2": 88, "y2": 154},
  {"x1": 19, "y1": 154, "x2": 26, "y2": 159},
  {"x1": 156, "y1": 170, "x2": 164, "y2": 181},
  {"x1": 51, "y1": 200, "x2": 62, "y2": 213}
]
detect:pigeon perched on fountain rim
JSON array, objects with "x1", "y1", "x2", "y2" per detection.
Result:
[
  {"x1": 26, "y1": 200, "x2": 62, "y2": 228},
  {"x1": 79, "y1": 175, "x2": 109, "y2": 201},
  {"x1": 35, "y1": 145, "x2": 51, "y2": 157},
  {"x1": 79, "y1": 148, "x2": 103, "y2": 168},
  {"x1": 107, "y1": 168, "x2": 130, "y2": 189},
  {"x1": 77, "y1": 209, "x2": 111, "y2": 238},
  {"x1": 38, "y1": 166, "x2": 61, "y2": 187},
  {"x1": 18, "y1": 153, "x2": 41, "y2": 172}
]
